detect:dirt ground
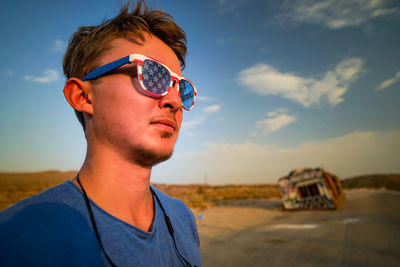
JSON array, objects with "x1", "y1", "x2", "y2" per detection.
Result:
[{"x1": 195, "y1": 189, "x2": 400, "y2": 267}]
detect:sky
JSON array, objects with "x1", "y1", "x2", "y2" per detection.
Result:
[{"x1": 0, "y1": 0, "x2": 399, "y2": 184}]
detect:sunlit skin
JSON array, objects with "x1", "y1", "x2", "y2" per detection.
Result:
[
  {"x1": 63, "y1": 33, "x2": 183, "y2": 231},
  {"x1": 88, "y1": 36, "x2": 183, "y2": 166}
]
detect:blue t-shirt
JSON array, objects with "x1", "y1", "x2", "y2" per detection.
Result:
[{"x1": 0, "y1": 181, "x2": 201, "y2": 267}]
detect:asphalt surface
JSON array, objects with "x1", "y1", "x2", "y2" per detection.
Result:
[{"x1": 197, "y1": 189, "x2": 400, "y2": 267}]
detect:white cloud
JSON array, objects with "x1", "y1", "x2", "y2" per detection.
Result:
[
  {"x1": 4, "y1": 70, "x2": 15, "y2": 77},
  {"x1": 376, "y1": 71, "x2": 400, "y2": 91},
  {"x1": 51, "y1": 39, "x2": 67, "y2": 53},
  {"x1": 24, "y1": 69, "x2": 59, "y2": 83},
  {"x1": 238, "y1": 58, "x2": 363, "y2": 107},
  {"x1": 154, "y1": 130, "x2": 400, "y2": 184},
  {"x1": 203, "y1": 104, "x2": 221, "y2": 114},
  {"x1": 185, "y1": 132, "x2": 195, "y2": 138},
  {"x1": 255, "y1": 108, "x2": 296, "y2": 136},
  {"x1": 266, "y1": 108, "x2": 292, "y2": 117},
  {"x1": 278, "y1": 0, "x2": 399, "y2": 29},
  {"x1": 184, "y1": 117, "x2": 206, "y2": 128},
  {"x1": 216, "y1": 37, "x2": 261, "y2": 45},
  {"x1": 183, "y1": 104, "x2": 222, "y2": 130},
  {"x1": 196, "y1": 95, "x2": 215, "y2": 102},
  {"x1": 214, "y1": 0, "x2": 248, "y2": 16}
]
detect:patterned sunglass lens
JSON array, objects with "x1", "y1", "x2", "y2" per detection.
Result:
[
  {"x1": 179, "y1": 79, "x2": 195, "y2": 109},
  {"x1": 142, "y1": 59, "x2": 171, "y2": 95}
]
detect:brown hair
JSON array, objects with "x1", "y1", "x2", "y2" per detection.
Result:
[{"x1": 63, "y1": 1, "x2": 187, "y2": 130}]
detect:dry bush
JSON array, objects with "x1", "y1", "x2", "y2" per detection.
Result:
[
  {"x1": 0, "y1": 171, "x2": 77, "y2": 210},
  {"x1": 1, "y1": 171, "x2": 281, "y2": 211},
  {"x1": 3, "y1": 171, "x2": 399, "y2": 211},
  {"x1": 341, "y1": 174, "x2": 400, "y2": 191},
  {"x1": 153, "y1": 184, "x2": 281, "y2": 209}
]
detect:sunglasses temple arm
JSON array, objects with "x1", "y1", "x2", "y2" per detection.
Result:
[{"x1": 82, "y1": 56, "x2": 131, "y2": 81}]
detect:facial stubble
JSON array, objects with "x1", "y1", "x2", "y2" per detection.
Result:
[{"x1": 132, "y1": 131, "x2": 175, "y2": 168}]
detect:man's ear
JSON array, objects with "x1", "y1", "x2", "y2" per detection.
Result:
[{"x1": 63, "y1": 78, "x2": 94, "y2": 115}]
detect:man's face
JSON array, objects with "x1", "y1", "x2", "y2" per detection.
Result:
[{"x1": 87, "y1": 34, "x2": 183, "y2": 167}]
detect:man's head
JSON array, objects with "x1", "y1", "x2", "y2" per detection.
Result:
[
  {"x1": 63, "y1": 1, "x2": 191, "y2": 167},
  {"x1": 63, "y1": 1, "x2": 187, "y2": 130}
]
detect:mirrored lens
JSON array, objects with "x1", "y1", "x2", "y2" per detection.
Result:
[
  {"x1": 179, "y1": 79, "x2": 195, "y2": 109},
  {"x1": 142, "y1": 59, "x2": 171, "y2": 95}
]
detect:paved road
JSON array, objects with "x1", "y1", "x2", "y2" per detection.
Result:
[{"x1": 197, "y1": 190, "x2": 400, "y2": 267}]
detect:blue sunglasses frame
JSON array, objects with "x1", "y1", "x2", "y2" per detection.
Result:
[{"x1": 82, "y1": 54, "x2": 197, "y2": 110}]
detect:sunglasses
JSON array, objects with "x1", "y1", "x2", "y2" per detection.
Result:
[{"x1": 82, "y1": 54, "x2": 197, "y2": 110}]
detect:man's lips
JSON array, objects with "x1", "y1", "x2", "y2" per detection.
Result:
[{"x1": 150, "y1": 118, "x2": 177, "y2": 133}]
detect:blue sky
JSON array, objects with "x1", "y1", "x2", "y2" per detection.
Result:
[{"x1": 0, "y1": 0, "x2": 399, "y2": 184}]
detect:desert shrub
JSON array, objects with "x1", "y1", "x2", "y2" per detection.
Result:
[
  {"x1": 188, "y1": 194, "x2": 207, "y2": 210},
  {"x1": 341, "y1": 174, "x2": 400, "y2": 191},
  {"x1": 1, "y1": 172, "x2": 282, "y2": 211},
  {"x1": 0, "y1": 171, "x2": 77, "y2": 210}
]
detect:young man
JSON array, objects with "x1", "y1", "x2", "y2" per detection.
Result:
[{"x1": 0, "y1": 2, "x2": 200, "y2": 266}]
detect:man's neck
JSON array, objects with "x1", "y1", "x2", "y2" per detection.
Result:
[{"x1": 75, "y1": 143, "x2": 155, "y2": 231}]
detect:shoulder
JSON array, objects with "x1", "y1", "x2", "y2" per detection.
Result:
[
  {"x1": 1, "y1": 181, "x2": 79, "y2": 218},
  {"x1": 0, "y1": 180, "x2": 87, "y2": 234},
  {"x1": 150, "y1": 185, "x2": 193, "y2": 216},
  {"x1": 150, "y1": 185, "x2": 202, "y2": 264},
  {"x1": 0, "y1": 181, "x2": 102, "y2": 266},
  {"x1": 151, "y1": 185, "x2": 200, "y2": 244}
]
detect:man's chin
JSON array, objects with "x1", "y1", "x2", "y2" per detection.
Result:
[
  {"x1": 132, "y1": 146, "x2": 174, "y2": 168},
  {"x1": 160, "y1": 131, "x2": 174, "y2": 139}
]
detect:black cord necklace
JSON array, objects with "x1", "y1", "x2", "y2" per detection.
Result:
[{"x1": 76, "y1": 174, "x2": 194, "y2": 267}]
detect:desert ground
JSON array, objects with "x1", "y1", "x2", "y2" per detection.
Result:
[
  {"x1": 195, "y1": 189, "x2": 400, "y2": 267},
  {"x1": 1, "y1": 172, "x2": 399, "y2": 266}
]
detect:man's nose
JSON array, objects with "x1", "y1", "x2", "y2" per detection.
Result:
[{"x1": 159, "y1": 81, "x2": 181, "y2": 111}]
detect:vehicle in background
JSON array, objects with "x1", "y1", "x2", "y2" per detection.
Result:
[{"x1": 278, "y1": 168, "x2": 345, "y2": 210}]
